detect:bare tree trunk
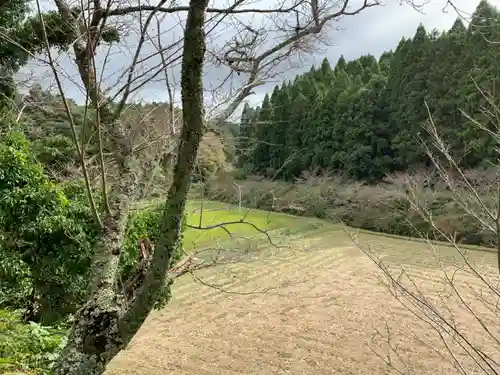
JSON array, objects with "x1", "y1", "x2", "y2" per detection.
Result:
[
  {"x1": 118, "y1": 0, "x2": 208, "y2": 339},
  {"x1": 50, "y1": 185, "x2": 136, "y2": 375},
  {"x1": 51, "y1": 0, "x2": 208, "y2": 372}
]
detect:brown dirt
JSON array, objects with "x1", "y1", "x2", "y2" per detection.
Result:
[{"x1": 106, "y1": 230, "x2": 500, "y2": 375}]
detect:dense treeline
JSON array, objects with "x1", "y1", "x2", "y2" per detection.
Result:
[{"x1": 238, "y1": 0, "x2": 500, "y2": 181}]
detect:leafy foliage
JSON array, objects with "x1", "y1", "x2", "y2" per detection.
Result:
[
  {"x1": 0, "y1": 131, "x2": 99, "y2": 324},
  {"x1": 0, "y1": 129, "x2": 190, "y2": 322},
  {"x1": 122, "y1": 203, "x2": 186, "y2": 310},
  {"x1": 0, "y1": 248, "x2": 31, "y2": 308},
  {"x1": 0, "y1": 0, "x2": 31, "y2": 106},
  {"x1": 0, "y1": 0, "x2": 122, "y2": 110},
  {"x1": 17, "y1": 10, "x2": 120, "y2": 53},
  {"x1": 0, "y1": 309, "x2": 67, "y2": 375}
]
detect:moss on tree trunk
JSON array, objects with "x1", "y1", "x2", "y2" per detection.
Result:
[{"x1": 52, "y1": 0, "x2": 209, "y2": 372}]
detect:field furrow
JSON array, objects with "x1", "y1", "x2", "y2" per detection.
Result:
[{"x1": 107, "y1": 217, "x2": 500, "y2": 375}]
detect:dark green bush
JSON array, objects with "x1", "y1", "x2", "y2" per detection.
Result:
[
  {"x1": 1, "y1": 135, "x2": 188, "y2": 324},
  {"x1": 121, "y1": 203, "x2": 186, "y2": 309},
  {"x1": 0, "y1": 309, "x2": 67, "y2": 375},
  {"x1": 0, "y1": 131, "x2": 187, "y2": 323},
  {"x1": 0, "y1": 249, "x2": 31, "y2": 308},
  {"x1": 122, "y1": 205, "x2": 164, "y2": 283},
  {"x1": 32, "y1": 135, "x2": 76, "y2": 175},
  {"x1": 0, "y1": 131, "x2": 98, "y2": 323}
]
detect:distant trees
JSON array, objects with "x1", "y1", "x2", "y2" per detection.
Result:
[{"x1": 239, "y1": 0, "x2": 500, "y2": 182}]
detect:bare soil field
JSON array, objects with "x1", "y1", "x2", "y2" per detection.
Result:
[{"x1": 106, "y1": 226, "x2": 500, "y2": 375}]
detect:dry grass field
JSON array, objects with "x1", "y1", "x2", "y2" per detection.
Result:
[{"x1": 106, "y1": 206, "x2": 500, "y2": 375}]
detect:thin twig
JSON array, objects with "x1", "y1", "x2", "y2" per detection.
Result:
[{"x1": 35, "y1": 0, "x2": 102, "y2": 228}]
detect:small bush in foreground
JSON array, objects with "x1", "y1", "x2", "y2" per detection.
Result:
[{"x1": 0, "y1": 309, "x2": 67, "y2": 375}]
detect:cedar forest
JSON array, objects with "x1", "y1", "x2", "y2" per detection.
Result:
[{"x1": 238, "y1": 0, "x2": 500, "y2": 182}]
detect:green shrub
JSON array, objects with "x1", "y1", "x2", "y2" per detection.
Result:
[
  {"x1": 121, "y1": 203, "x2": 186, "y2": 309},
  {"x1": 0, "y1": 309, "x2": 67, "y2": 375},
  {"x1": 0, "y1": 248, "x2": 31, "y2": 308},
  {"x1": 32, "y1": 135, "x2": 76, "y2": 175},
  {"x1": 0, "y1": 131, "x2": 98, "y2": 324},
  {"x1": 0, "y1": 131, "x2": 188, "y2": 324}
]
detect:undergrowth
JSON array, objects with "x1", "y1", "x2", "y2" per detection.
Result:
[{"x1": 0, "y1": 309, "x2": 67, "y2": 375}]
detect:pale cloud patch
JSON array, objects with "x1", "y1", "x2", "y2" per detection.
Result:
[{"x1": 15, "y1": 0, "x2": 500, "y2": 119}]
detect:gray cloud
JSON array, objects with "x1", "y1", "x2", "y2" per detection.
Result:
[
  {"x1": 247, "y1": 0, "x2": 498, "y2": 106},
  {"x1": 17, "y1": 0, "x2": 499, "y2": 120}
]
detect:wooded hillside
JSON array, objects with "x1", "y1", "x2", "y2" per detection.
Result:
[{"x1": 238, "y1": 0, "x2": 500, "y2": 181}]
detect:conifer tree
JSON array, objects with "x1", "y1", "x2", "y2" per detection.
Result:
[{"x1": 239, "y1": 0, "x2": 500, "y2": 181}]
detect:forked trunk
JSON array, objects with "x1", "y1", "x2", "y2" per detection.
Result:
[{"x1": 52, "y1": 0, "x2": 208, "y2": 372}]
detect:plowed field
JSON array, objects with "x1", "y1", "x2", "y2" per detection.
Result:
[{"x1": 107, "y1": 205, "x2": 500, "y2": 375}]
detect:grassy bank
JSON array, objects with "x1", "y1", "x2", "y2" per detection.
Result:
[
  {"x1": 183, "y1": 200, "x2": 328, "y2": 248},
  {"x1": 136, "y1": 199, "x2": 330, "y2": 250}
]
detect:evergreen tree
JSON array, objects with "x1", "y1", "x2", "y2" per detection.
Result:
[
  {"x1": 241, "y1": 0, "x2": 500, "y2": 181},
  {"x1": 237, "y1": 102, "x2": 255, "y2": 169},
  {"x1": 252, "y1": 94, "x2": 274, "y2": 173},
  {"x1": 378, "y1": 51, "x2": 393, "y2": 75},
  {"x1": 334, "y1": 55, "x2": 347, "y2": 74},
  {"x1": 391, "y1": 24, "x2": 433, "y2": 168}
]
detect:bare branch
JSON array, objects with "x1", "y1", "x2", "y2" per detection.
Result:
[
  {"x1": 35, "y1": 0, "x2": 102, "y2": 228},
  {"x1": 108, "y1": 3, "x2": 302, "y2": 17},
  {"x1": 115, "y1": 0, "x2": 170, "y2": 115},
  {"x1": 186, "y1": 216, "x2": 281, "y2": 248}
]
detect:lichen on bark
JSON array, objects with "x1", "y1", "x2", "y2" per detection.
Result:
[{"x1": 52, "y1": 0, "x2": 210, "y2": 372}]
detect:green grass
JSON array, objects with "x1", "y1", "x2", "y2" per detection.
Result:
[
  {"x1": 135, "y1": 198, "x2": 326, "y2": 250},
  {"x1": 182, "y1": 200, "x2": 327, "y2": 249},
  {"x1": 137, "y1": 198, "x2": 496, "y2": 259}
]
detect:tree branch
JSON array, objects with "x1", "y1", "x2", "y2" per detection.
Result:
[
  {"x1": 256, "y1": 0, "x2": 380, "y2": 64},
  {"x1": 186, "y1": 217, "x2": 281, "y2": 248},
  {"x1": 108, "y1": 3, "x2": 302, "y2": 17},
  {"x1": 35, "y1": 0, "x2": 102, "y2": 228},
  {"x1": 115, "y1": 0, "x2": 170, "y2": 115},
  {"x1": 118, "y1": 0, "x2": 209, "y2": 343}
]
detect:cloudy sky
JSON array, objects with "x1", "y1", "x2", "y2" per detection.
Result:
[
  {"x1": 245, "y1": 0, "x2": 498, "y2": 105},
  {"x1": 19, "y1": 0, "x2": 500, "y2": 119}
]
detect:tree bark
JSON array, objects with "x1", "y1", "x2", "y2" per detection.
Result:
[
  {"x1": 52, "y1": 0, "x2": 209, "y2": 372},
  {"x1": 120, "y1": 1, "x2": 208, "y2": 332},
  {"x1": 51, "y1": 190, "x2": 133, "y2": 375}
]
